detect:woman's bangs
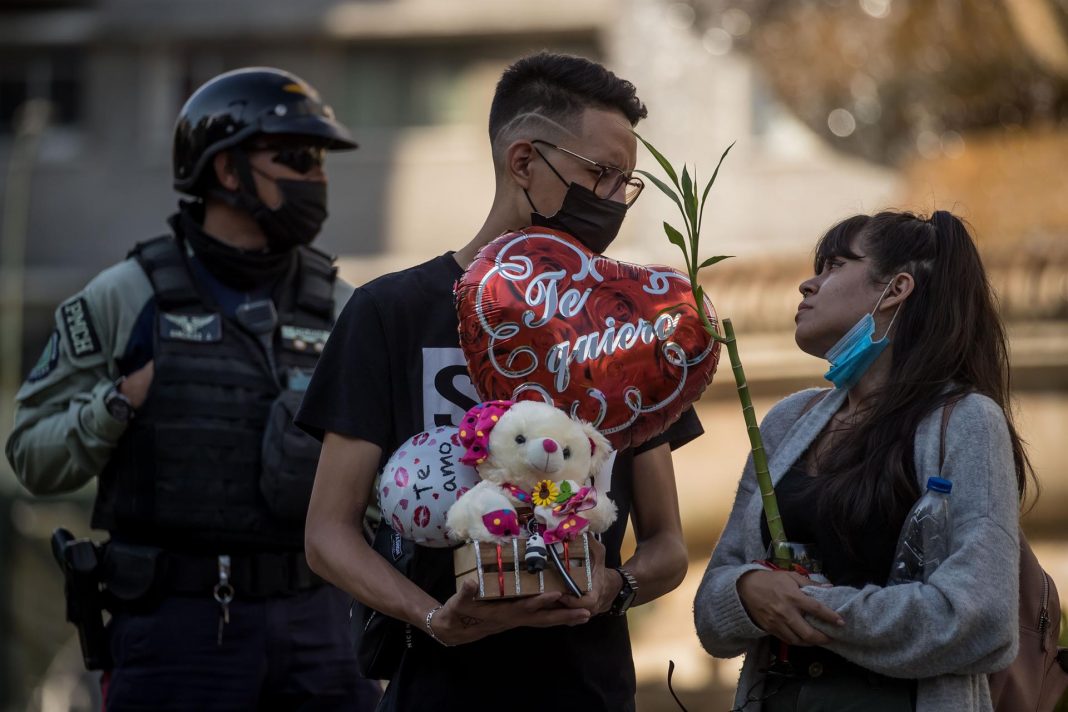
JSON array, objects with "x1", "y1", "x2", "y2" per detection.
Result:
[{"x1": 814, "y1": 215, "x2": 869, "y2": 272}]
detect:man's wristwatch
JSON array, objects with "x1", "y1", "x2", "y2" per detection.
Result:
[
  {"x1": 609, "y1": 566, "x2": 638, "y2": 616},
  {"x1": 104, "y1": 377, "x2": 135, "y2": 423}
]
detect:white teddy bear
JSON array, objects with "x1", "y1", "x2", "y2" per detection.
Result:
[{"x1": 445, "y1": 400, "x2": 617, "y2": 545}]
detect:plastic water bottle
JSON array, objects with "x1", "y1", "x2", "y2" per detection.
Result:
[{"x1": 887, "y1": 476, "x2": 952, "y2": 585}]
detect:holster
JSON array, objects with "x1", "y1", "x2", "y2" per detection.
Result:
[{"x1": 50, "y1": 528, "x2": 111, "y2": 670}]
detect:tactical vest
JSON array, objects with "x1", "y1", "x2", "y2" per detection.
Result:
[{"x1": 92, "y1": 236, "x2": 337, "y2": 551}]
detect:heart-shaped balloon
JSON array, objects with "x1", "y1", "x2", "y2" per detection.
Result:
[{"x1": 456, "y1": 227, "x2": 720, "y2": 450}]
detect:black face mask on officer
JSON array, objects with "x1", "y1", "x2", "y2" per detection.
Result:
[
  {"x1": 524, "y1": 146, "x2": 629, "y2": 255},
  {"x1": 221, "y1": 146, "x2": 329, "y2": 252},
  {"x1": 246, "y1": 177, "x2": 328, "y2": 251}
]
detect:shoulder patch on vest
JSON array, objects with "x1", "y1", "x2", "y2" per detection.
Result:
[
  {"x1": 27, "y1": 330, "x2": 60, "y2": 382},
  {"x1": 159, "y1": 312, "x2": 223, "y2": 343},
  {"x1": 60, "y1": 297, "x2": 101, "y2": 357},
  {"x1": 280, "y1": 325, "x2": 330, "y2": 353}
]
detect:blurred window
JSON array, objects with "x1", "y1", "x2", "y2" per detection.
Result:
[
  {"x1": 342, "y1": 41, "x2": 600, "y2": 129},
  {"x1": 0, "y1": 49, "x2": 83, "y2": 132}
]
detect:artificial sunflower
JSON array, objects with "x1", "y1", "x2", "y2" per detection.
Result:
[{"x1": 531, "y1": 479, "x2": 560, "y2": 507}]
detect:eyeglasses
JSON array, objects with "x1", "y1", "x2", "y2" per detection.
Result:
[
  {"x1": 531, "y1": 139, "x2": 644, "y2": 206},
  {"x1": 247, "y1": 143, "x2": 326, "y2": 175}
]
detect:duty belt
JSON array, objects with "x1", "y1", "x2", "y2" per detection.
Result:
[{"x1": 159, "y1": 550, "x2": 323, "y2": 598}]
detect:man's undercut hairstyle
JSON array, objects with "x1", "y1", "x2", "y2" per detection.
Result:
[{"x1": 488, "y1": 52, "x2": 647, "y2": 157}]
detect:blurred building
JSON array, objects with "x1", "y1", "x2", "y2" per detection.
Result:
[{"x1": 1, "y1": 0, "x2": 1065, "y2": 710}]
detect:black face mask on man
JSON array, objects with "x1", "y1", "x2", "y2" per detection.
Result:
[
  {"x1": 524, "y1": 141, "x2": 630, "y2": 254},
  {"x1": 527, "y1": 181, "x2": 628, "y2": 255}
]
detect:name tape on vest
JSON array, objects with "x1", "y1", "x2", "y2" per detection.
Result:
[
  {"x1": 280, "y1": 325, "x2": 330, "y2": 353},
  {"x1": 159, "y1": 313, "x2": 223, "y2": 343},
  {"x1": 61, "y1": 297, "x2": 101, "y2": 357}
]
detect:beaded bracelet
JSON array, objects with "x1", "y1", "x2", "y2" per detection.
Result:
[{"x1": 424, "y1": 605, "x2": 451, "y2": 646}]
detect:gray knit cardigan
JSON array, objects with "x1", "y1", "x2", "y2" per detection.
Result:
[{"x1": 693, "y1": 387, "x2": 1020, "y2": 712}]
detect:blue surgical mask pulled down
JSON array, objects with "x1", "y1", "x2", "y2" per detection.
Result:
[{"x1": 823, "y1": 282, "x2": 901, "y2": 390}]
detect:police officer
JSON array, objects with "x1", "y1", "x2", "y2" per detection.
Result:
[{"x1": 6, "y1": 67, "x2": 379, "y2": 711}]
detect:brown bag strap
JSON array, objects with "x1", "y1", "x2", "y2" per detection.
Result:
[{"x1": 939, "y1": 395, "x2": 965, "y2": 470}]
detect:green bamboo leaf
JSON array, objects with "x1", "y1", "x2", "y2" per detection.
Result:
[
  {"x1": 692, "y1": 285, "x2": 717, "y2": 336},
  {"x1": 663, "y1": 222, "x2": 687, "y2": 251},
  {"x1": 663, "y1": 222, "x2": 691, "y2": 273},
  {"x1": 698, "y1": 255, "x2": 734, "y2": 270},
  {"x1": 704, "y1": 142, "x2": 735, "y2": 200},
  {"x1": 634, "y1": 131, "x2": 680, "y2": 188},
  {"x1": 635, "y1": 169, "x2": 687, "y2": 223},
  {"x1": 681, "y1": 165, "x2": 697, "y2": 231},
  {"x1": 692, "y1": 165, "x2": 699, "y2": 221},
  {"x1": 697, "y1": 141, "x2": 735, "y2": 235},
  {"x1": 690, "y1": 165, "x2": 701, "y2": 266}
]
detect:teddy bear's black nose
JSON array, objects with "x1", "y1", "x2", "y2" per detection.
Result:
[{"x1": 542, "y1": 438, "x2": 558, "y2": 453}]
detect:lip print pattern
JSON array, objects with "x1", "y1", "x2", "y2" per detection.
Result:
[{"x1": 379, "y1": 426, "x2": 481, "y2": 547}]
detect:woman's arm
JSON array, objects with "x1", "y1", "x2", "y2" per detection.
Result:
[
  {"x1": 693, "y1": 455, "x2": 840, "y2": 656},
  {"x1": 803, "y1": 395, "x2": 1021, "y2": 677},
  {"x1": 694, "y1": 453, "x2": 775, "y2": 657}
]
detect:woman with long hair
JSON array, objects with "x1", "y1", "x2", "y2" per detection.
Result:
[{"x1": 694, "y1": 210, "x2": 1030, "y2": 711}]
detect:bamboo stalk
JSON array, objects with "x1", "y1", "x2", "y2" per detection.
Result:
[
  {"x1": 635, "y1": 133, "x2": 793, "y2": 567},
  {"x1": 721, "y1": 319, "x2": 791, "y2": 567}
]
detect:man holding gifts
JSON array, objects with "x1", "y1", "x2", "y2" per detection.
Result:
[{"x1": 298, "y1": 52, "x2": 702, "y2": 711}]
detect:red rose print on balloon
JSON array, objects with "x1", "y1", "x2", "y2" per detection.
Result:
[{"x1": 455, "y1": 227, "x2": 720, "y2": 450}]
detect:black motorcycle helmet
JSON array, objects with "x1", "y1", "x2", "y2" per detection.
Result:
[{"x1": 173, "y1": 67, "x2": 357, "y2": 195}]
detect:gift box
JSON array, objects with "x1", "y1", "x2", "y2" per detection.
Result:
[{"x1": 453, "y1": 533, "x2": 592, "y2": 599}]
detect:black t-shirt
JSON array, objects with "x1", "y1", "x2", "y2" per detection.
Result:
[
  {"x1": 758, "y1": 462, "x2": 911, "y2": 684},
  {"x1": 759, "y1": 463, "x2": 900, "y2": 588},
  {"x1": 296, "y1": 252, "x2": 703, "y2": 712}
]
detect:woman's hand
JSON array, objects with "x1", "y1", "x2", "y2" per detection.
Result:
[
  {"x1": 429, "y1": 579, "x2": 591, "y2": 646},
  {"x1": 737, "y1": 569, "x2": 844, "y2": 646}
]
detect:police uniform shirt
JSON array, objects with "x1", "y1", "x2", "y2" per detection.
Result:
[
  {"x1": 295, "y1": 251, "x2": 703, "y2": 712},
  {"x1": 5, "y1": 233, "x2": 353, "y2": 497}
]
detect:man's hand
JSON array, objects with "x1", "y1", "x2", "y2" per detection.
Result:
[
  {"x1": 118, "y1": 360, "x2": 154, "y2": 409},
  {"x1": 736, "y1": 569, "x2": 844, "y2": 646},
  {"x1": 430, "y1": 579, "x2": 591, "y2": 646},
  {"x1": 556, "y1": 536, "x2": 620, "y2": 615}
]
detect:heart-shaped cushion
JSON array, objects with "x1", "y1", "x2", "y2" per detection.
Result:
[{"x1": 456, "y1": 228, "x2": 720, "y2": 450}]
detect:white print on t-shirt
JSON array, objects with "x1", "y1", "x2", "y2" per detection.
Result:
[
  {"x1": 593, "y1": 450, "x2": 618, "y2": 497},
  {"x1": 421, "y1": 347, "x2": 480, "y2": 430}
]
